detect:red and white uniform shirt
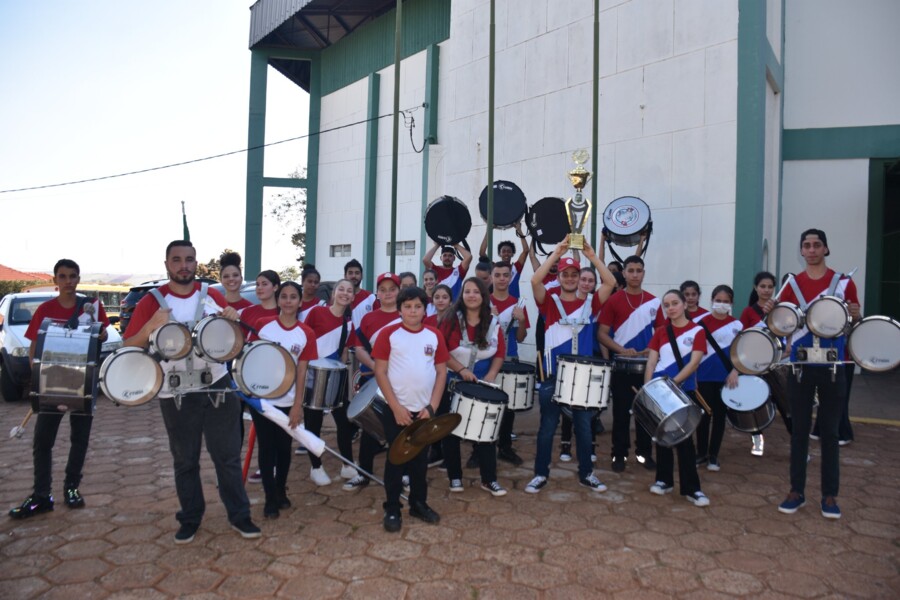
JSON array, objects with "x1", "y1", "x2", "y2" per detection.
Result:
[
  {"x1": 599, "y1": 290, "x2": 660, "y2": 352},
  {"x1": 240, "y1": 305, "x2": 278, "y2": 337},
  {"x1": 305, "y1": 306, "x2": 357, "y2": 360},
  {"x1": 299, "y1": 298, "x2": 326, "y2": 323},
  {"x1": 442, "y1": 316, "x2": 506, "y2": 380},
  {"x1": 490, "y1": 294, "x2": 530, "y2": 358},
  {"x1": 25, "y1": 297, "x2": 110, "y2": 341},
  {"x1": 351, "y1": 289, "x2": 376, "y2": 329},
  {"x1": 250, "y1": 316, "x2": 318, "y2": 407},
  {"x1": 537, "y1": 293, "x2": 602, "y2": 376},
  {"x1": 371, "y1": 323, "x2": 448, "y2": 412},
  {"x1": 739, "y1": 304, "x2": 767, "y2": 329},
  {"x1": 432, "y1": 264, "x2": 466, "y2": 298},
  {"x1": 779, "y1": 269, "x2": 859, "y2": 362},
  {"x1": 226, "y1": 298, "x2": 253, "y2": 313},
  {"x1": 355, "y1": 309, "x2": 401, "y2": 376},
  {"x1": 696, "y1": 315, "x2": 742, "y2": 382},
  {"x1": 648, "y1": 322, "x2": 707, "y2": 391}
]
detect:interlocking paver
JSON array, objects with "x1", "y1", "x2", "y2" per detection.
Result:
[
  {"x1": 98, "y1": 564, "x2": 167, "y2": 590},
  {"x1": 44, "y1": 556, "x2": 111, "y2": 584},
  {"x1": 0, "y1": 576, "x2": 51, "y2": 599}
]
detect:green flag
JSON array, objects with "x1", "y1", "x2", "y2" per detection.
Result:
[{"x1": 182, "y1": 201, "x2": 191, "y2": 241}]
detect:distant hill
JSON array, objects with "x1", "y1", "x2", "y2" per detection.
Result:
[{"x1": 79, "y1": 273, "x2": 167, "y2": 286}]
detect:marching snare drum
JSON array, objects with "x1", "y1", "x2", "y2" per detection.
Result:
[
  {"x1": 346, "y1": 378, "x2": 389, "y2": 444},
  {"x1": 730, "y1": 328, "x2": 783, "y2": 375},
  {"x1": 602, "y1": 196, "x2": 652, "y2": 247},
  {"x1": 721, "y1": 375, "x2": 776, "y2": 434},
  {"x1": 425, "y1": 195, "x2": 472, "y2": 246},
  {"x1": 632, "y1": 377, "x2": 703, "y2": 448},
  {"x1": 232, "y1": 341, "x2": 296, "y2": 399},
  {"x1": 479, "y1": 180, "x2": 527, "y2": 229},
  {"x1": 304, "y1": 358, "x2": 348, "y2": 411},
  {"x1": 192, "y1": 315, "x2": 244, "y2": 362},
  {"x1": 149, "y1": 322, "x2": 192, "y2": 360},
  {"x1": 613, "y1": 355, "x2": 648, "y2": 375},
  {"x1": 497, "y1": 361, "x2": 535, "y2": 411},
  {"x1": 847, "y1": 315, "x2": 900, "y2": 372},
  {"x1": 100, "y1": 347, "x2": 163, "y2": 406},
  {"x1": 766, "y1": 302, "x2": 804, "y2": 337},
  {"x1": 805, "y1": 296, "x2": 850, "y2": 339},
  {"x1": 553, "y1": 355, "x2": 612, "y2": 410},
  {"x1": 526, "y1": 197, "x2": 569, "y2": 246},
  {"x1": 30, "y1": 319, "x2": 102, "y2": 415},
  {"x1": 449, "y1": 381, "x2": 509, "y2": 443}
]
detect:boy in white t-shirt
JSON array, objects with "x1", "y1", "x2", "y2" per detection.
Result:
[{"x1": 371, "y1": 285, "x2": 449, "y2": 532}]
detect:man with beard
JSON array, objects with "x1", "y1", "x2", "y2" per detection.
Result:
[
  {"x1": 344, "y1": 259, "x2": 376, "y2": 329},
  {"x1": 423, "y1": 242, "x2": 472, "y2": 299}
]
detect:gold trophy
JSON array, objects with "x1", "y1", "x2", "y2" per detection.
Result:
[{"x1": 565, "y1": 150, "x2": 592, "y2": 250}]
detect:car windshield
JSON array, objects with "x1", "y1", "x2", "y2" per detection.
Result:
[{"x1": 9, "y1": 298, "x2": 53, "y2": 325}]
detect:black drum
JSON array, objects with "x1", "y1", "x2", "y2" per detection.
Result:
[
  {"x1": 526, "y1": 197, "x2": 569, "y2": 246},
  {"x1": 479, "y1": 180, "x2": 527, "y2": 229},
  {"x1": 425, "y1": 195, "x2": 471, "y2": 245}
]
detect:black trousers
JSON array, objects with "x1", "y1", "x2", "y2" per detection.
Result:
[
  {"x1": 32, "y1": 412, "x2": 93, "y2": 497},
  {"x1": 789, "y1": 366, "x2": 845, "y2": 498},
  {"x1": 381, "y1": 408, "x2": 428, "y2": 512},
  {"x1": 695, "y1": 381, "x2": 727, "y2": 459},
  {"x1": 655, "y1": 390, "x2": 702, "y2": 496},
  {"x1": 302, "y1": 401, "x2": 354, "y2": 469},
  {"x1": 611, "y1": 370, "x2": 653, "y2": 460},
  {"x1": 249, "y1": 405, "x2": 293, "y2": 507}
]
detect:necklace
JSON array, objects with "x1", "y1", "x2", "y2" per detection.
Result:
[{"x1": 625, "y1": 290, "x2": 645, "y2": 310}]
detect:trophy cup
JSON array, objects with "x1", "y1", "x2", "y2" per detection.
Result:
[{"x1": 565, "y1": 150, "x2": 592, "y2": 250}]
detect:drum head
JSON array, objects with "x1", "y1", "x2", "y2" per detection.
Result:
[
  {"x1": 452, "y1": 381, "x2": 509, "y2": 404},
  {"x1": 721, "y1": 375, "x2": 770, "y2": 411},
  {"x1": 526, "y1": 197, "x2": 569, "y2": 244},
  {"x1": 234, "y1": 342, "x2": 295, "y2": 399},
  {"x1": 479, "y1": 180, "x2": 526, "y2": 228},
  {"x1": 100, "y1": 348, "x2": 162, "y2": 406},
  {"x1": 848, "y1": 316, "x2": 900, "y2": 372},
  {"x1": 767, "y1": 303, "x2": 802, "y2": 337},
  {"x1": 194, "y1": 317, "x2": 244, "y2": 362},
  {"x1": 603, "y1": 196, "x2": 651, "y2": 237},
  {"x1": 308, "y1": 358, "x2": 347, "y2": 372},
  {"x1": 425, "y1": 195, "x2": 471, "y2": 245},
  {"x1": 501, "y1": 361, "x2": 535, "y2": 374},
  {"x1": 151, "y1": 322, "x2": 192, "y2": 360},
  {"x1": 731, "y1": 329, "x2": 779, "y2": 374},
  {"x1": 558, "y1": 354, "x2": 611, "y2": 367},
  {"x1": 806, "y1": 296, "x2": 849, "y2": 339}
]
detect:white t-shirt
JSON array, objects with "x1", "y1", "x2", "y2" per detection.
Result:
[{"x1": 371, "y1": 323, "x2": 449, "y2": 411}]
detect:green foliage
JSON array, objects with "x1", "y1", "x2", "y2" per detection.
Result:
[
  {"x1": 0, "y1": 280, "x2": 46, "y2": 302},
  {"x1": 268, "y1": 168, "x2": 308, "y2": 265}
]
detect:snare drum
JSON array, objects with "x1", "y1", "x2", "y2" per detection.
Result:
[
  {"x1": 602, "y1": 196, "x2": 652, "y2": 247},
  {"x1": 149, "y1": 322, "x2": 192, "y2": 360},
  {"x1": 30, "y1": 319, "x2": 102, "y2": 415},
  {"x1": 721, "y1": 375, "x2": 776, "y2": 434},
  {"x1": 304, "y1": 358, "x2": 348, "y2": 411},
  {"x1": 346, "y1": 378, "x2": 388, "y2": 444},
  {"x1": 232, "y1": 341, "x2": 296, "y2": 399},
  {"x1": 730, "y1": 328, "x2": 783, "y2": 375},
  {"x1": 497, "y1": 361, "x2": 535, "y2": 411},
  {"x1": 553, "y1": 355, "x2": 612, "y2": 410},
  {"x1": 193, "y1": 316, "x2": 244, "y2": 362},
  {"x1": 100, "y1": 347, "x2": 163, "y2": 406},
  {"x1": 632, "y1": 377, "x2": 703, "y2": 447},
  {"x1": 613, "y1": 356, "x2": 648, "y2": 375},
  {"x1": 805, "y1": 296, "x2": 850, "y2": 339},
  {"x1": 449, "y1": 381, "x2": 509, "y2": 443},
  {"x1": 847, "y1": 315, "x2": 900, "y2": 372},
  {"x1": 766, "y1": 302, "x2": 803, "y2": 337}
]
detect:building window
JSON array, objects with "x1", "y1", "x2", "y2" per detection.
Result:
[
  {"x1": 330, "y1": 244, "x2": 351, "y2": 258},
  {"x1": 386, "y1": 240, "x2": 416, "y2": 256}
]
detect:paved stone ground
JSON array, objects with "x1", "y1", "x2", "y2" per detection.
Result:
[{"x1": 1, "y1": 375, "x2": 898, "y2": 599}]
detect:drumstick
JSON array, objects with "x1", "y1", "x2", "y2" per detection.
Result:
[
  {"x1": 693, "y1": 389, "x2": 712, "y2": 415},
  {"x1": 9, "y1": 409, "x2": 33, "y2": 439},
  {"x1": 772, "y1": 274, "x2": 794, "y2": 303}
]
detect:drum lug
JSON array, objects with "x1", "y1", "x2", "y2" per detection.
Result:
[
  {"x1": 174, "y1": 394, "x2": 182, "y2": 410},
  {"x1": 168, "y1": 374, "x2": 181, "y2": 389}
]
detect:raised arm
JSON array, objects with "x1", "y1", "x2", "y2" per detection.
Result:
[
  {"x1": 457, "y1": 243, "x2": 473, "y2": 273},
  {"x1": 531, "y1": 239, "x2": 568, "y2": 307},
  {"x1": 581, "y1": 239, "x2": 616, "y2": 304},
  {"x1": 422, "y1": 242, "x2": 440, "y2": 270}
]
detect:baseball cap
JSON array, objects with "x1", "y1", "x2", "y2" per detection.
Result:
[
  {"x1": 377, "y1": 272, "x2": 401, "y2": 287},
  {"x1": 558, "y1": 257, "x2": 581, "y2": 272}
]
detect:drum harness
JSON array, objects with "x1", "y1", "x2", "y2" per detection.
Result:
[
  {"x1": 546, "y1": 294, "x2": 593, "y2": 377},
  {"x1": 149, "y1": 284, "x2": 221, "y2": 409},
  {"x1": 787, "y1": 272, "x2": 845, "y2": 380},
  {"x1": 665, "y1": 323, "x2": 711, "y2": 414},
  {"x1": 457, "y1": 313, "x2": 500, "y2": 373},
  {"x1": 499, "y1": 298, "x2": 525, "y2": 359}
]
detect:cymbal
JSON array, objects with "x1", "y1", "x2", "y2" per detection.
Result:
[
  {"x1": 388, "y1": 419, "x2": 431, "y2": 465},
  {"x1": 409, "y1": 413, "x2": 461, "y2": 446}
]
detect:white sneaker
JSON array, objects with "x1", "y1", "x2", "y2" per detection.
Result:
[
  {"x1": 401, "y1": 475, "x2": 410, "y2": 490},
  {"x1": 340, "y1": 465, "x2": 358, "y2": 480},
  {"x1": 449, "y1": 478, "x2": 464, "y2": 493},
  {"x1": 751, "y1": 434, "x2": 764, "y2": 456},
  {"x1": 343, "y1": 475, "x2": 369, "y2": 491},
  {"x1": 481, "y1": 481, "x2": 508, "y2": 497},
  {"x1": 649, "y1": 481, "x2": 673, "y2": 495},
  {"x1": 310, "y1": 467, "x2": 332, "y2": 486},
  {"x1": 686, "y1": 491, "x2": 710, "y2": 507},
  {"x1": 294, "y1": 446, "x2": 308, "y2": 455},
  {"x1": 524, "y1": 475, "x2": 547, "y2": 494}
]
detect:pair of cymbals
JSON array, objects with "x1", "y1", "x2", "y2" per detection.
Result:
[{"x1": 388, "y1": 413, "x2": 461, "y2": 465}]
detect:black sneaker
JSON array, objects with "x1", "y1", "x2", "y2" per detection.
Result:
[
  {"x1": 174, "y1": 522, "x2": 199, "y2": 544},
  {"x1": 264, "y1": 501, "x2": 280, "y2": 520},
  {"x1": 8, "y1": 495, "x2": 54, "y2": 520},
  {"x1": 612, "y1": 456, "x2": 626, "y2": 473},
  {"x1": 64, "y1": 488, "x2": 85, "y2": 509},
  {"x1": 465, "y1": 453, "x2": 479, "y2": 469},
  {"x1": 695, "y1": 454, "x2": 709, "y2": 467},
  {"x1": 497, "y1": 446, "x2": 524, "y2": 466},
  {"x1": 383, "y1": 509, "x2": 402, "y2": 533},
  {"x1": 636, "y1": 454, "x2": 657, "y2": 470},
  {"x1": 409, "y1": 501, "x2": 440, "y2": 524},
  {"x1": 231, "y1": 518, "x2": 262, "y2": 539}
]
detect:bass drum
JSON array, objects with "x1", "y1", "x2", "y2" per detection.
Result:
[
  {"x1": 847, "y1": 315, "x2": 900, "y2": 372},
  {"x1": 100, "y1": 347, "x2": 163, "y2": 407},
  {"x1": 526, "y1": 197, "x2": 569, "y2": 246},
  {"x1": 602, "y1": 196, "x2": 651, "y2": 247},
  {"x1": 31, "y1": 319, "x2": 102, "y2": 415},
  {"x1": 479, "y1": 180, "x2": 527, "y2": 229},
  {"x1": 425, "y1": 195, "x2": 471, "y2": 246}
]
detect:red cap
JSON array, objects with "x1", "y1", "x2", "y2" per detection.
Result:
[
  {"x1": 376, "y1": 272, "x2": 401, "y2": 287},
  {"x1": 558, "y1": 257, "x2": 581, "y2": 272}
]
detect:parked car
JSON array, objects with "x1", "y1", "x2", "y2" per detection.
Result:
[
  {"x1": 0, "y1": 293, "x2": 123, "y2": 402},
  {"x1": 118, "y1": 277, "x2": 219, "y2": 334}
]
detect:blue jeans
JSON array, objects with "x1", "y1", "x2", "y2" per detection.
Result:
[
  {"x1": 158, "y1": 380, "x2": 251, "y2": 526},
  {"x1": 534, "y1": 377, "x2": 594, "y2": 480}
]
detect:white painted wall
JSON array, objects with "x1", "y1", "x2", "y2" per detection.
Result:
[
  {"x1": 784, "y1": 0, "x2": 900, "y2": 129},
  {"x1": 780, "y1": 160, "x2": 869, "y2": 308}
]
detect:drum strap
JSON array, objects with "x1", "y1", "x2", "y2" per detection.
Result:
[
  {"x1": 602, "y1": 220, "x2": 653, "y2": 263},
  {"x1": 337, "y1": 308, "x2": 353, "y2": 357},
  {"x1": 698, "y1": 321, "x2": 734, "y2": 373},
  {"x1": 458, "y1": 314, "x2": 499, "y2": 370},
  {"x1": 787, "y1": 272, "x2": 842, "y2": 311},
  {"x1": 150, "y1": 284, "x2": 212, "y2": 396},
  {"x1": 666, "y1": 324, "x2": 686, "y2": 372},
  {"x1": 64, "y1": 296, "x2": 93, "y2": 330},
  {"x1": 550, "y1": 293, "x2": 592, "y2": 354}
]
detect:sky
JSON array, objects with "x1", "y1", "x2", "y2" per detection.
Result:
[{"x1": 0, "y1": 1, "x2": 310, "y2": 280}]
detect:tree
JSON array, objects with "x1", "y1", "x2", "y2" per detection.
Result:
[
  {"x1": 268, "y1": 168, "x2": 308, "y2": 267},
  {"x1": 195, "y1": 248, "x2": 236, "y2": 281},
  {"x1": 279, "y1": 266, "x2": 300, "y2": 283}
]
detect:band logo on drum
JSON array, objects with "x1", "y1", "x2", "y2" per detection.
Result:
[{"x1": 611, "y1": 205, "x2": 640, "y2": 228}]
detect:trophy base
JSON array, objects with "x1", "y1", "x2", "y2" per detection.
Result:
[{"x1": 568, "y1": 233, "x2": 585, "y2": 250}]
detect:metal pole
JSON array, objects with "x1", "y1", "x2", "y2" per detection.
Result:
[
  {"x1": 486, "y1": 0, "x2": 496, "y2": 255},
  {"x1": 590, "y1": 0, "x2": 600, "y2": 247},
  {"x1": 390, "y1": 0, "x2": 403, "y2": 274}
]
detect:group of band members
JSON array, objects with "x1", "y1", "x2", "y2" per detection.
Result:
[{"x1": 8, "y1": 226, "x2": 859, "y2": 536}]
